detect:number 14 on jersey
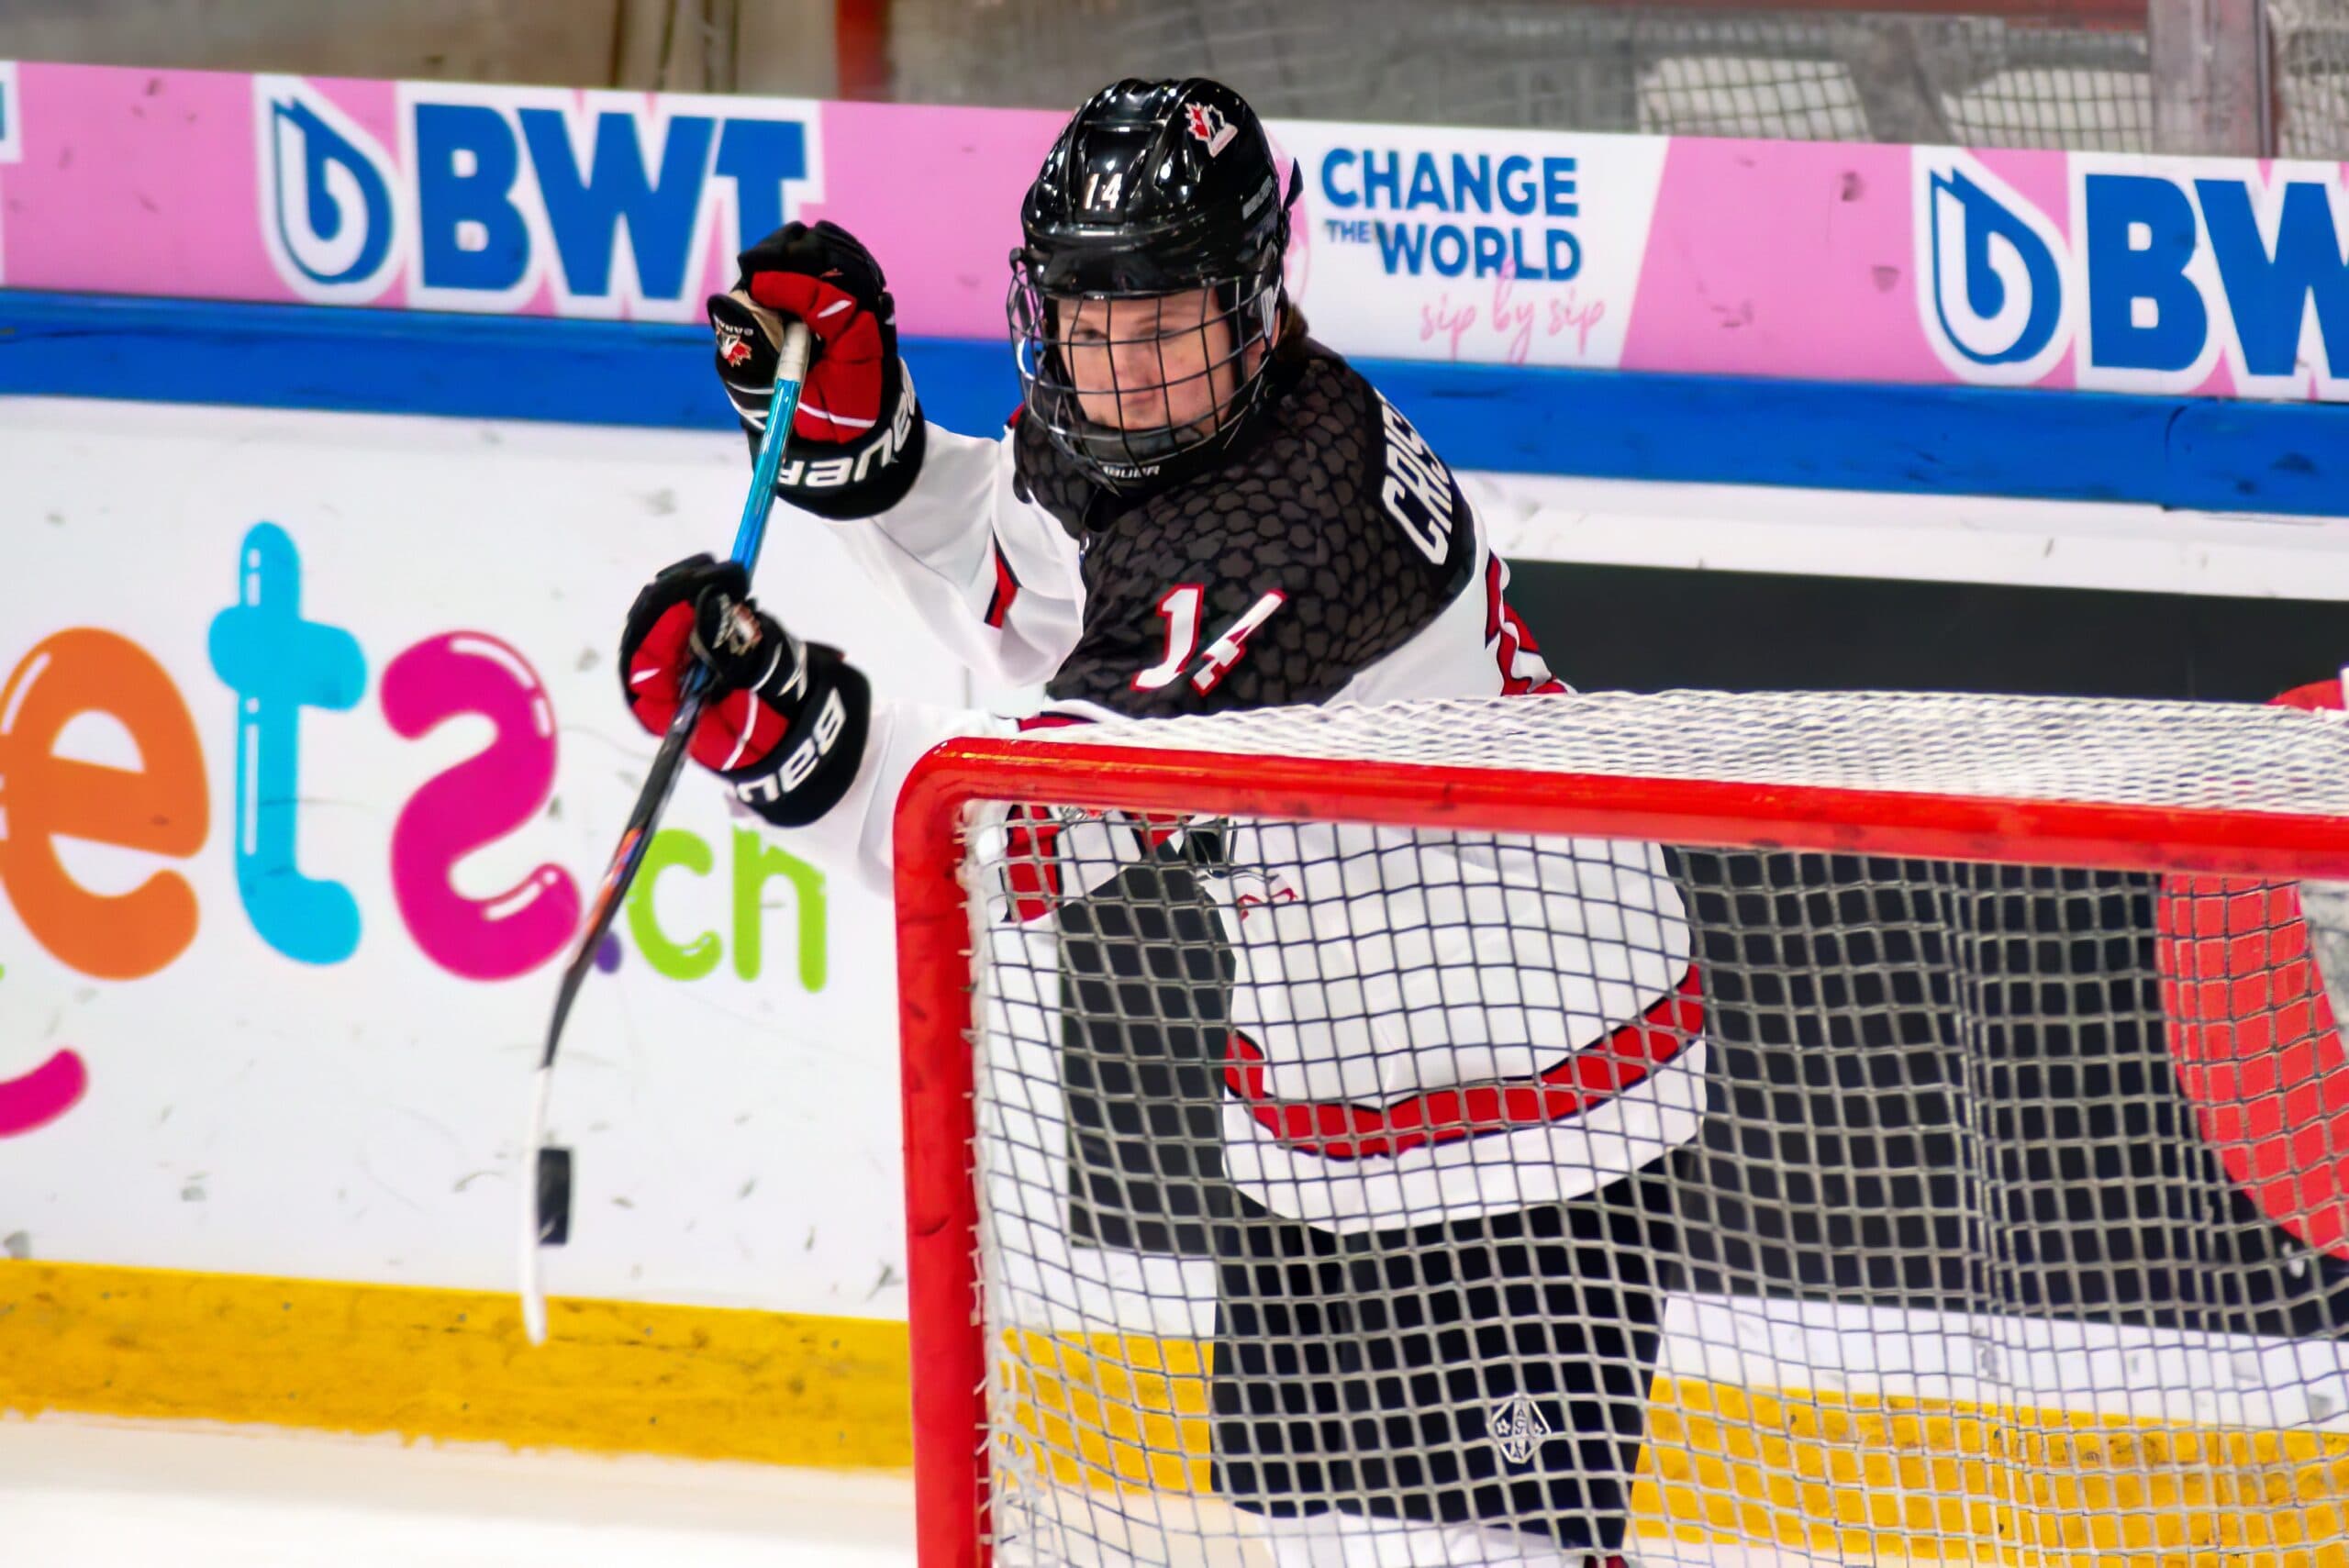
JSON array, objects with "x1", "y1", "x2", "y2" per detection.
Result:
[{"x1": 1133, "y1": 586, "x2": 1289, "y2": 696}]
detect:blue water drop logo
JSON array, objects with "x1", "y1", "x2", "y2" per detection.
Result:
[
  {"x1": 259, "y1": 81, "x2": 396, "y2": 299},
  {"x1": 1919, "y1": 157, "x2": 2068, "y2": 381}
]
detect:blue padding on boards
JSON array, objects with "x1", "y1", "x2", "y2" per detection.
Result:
[
  {"x1": 0, "y1": 289, "x2": 1019, "y2": 435},
  {"x1": 0, "y1": 291, "x2": 729, "y2": 430},
  {"x1": 5, "y1": 288, "x2": 2346, "y2": 517},
  {"x1": 2165, "y1": 397, "x2": 2349, "y2": 517},
  {"x1": 1381, "y1": 360, "x2": 2181, "y2": 505}
]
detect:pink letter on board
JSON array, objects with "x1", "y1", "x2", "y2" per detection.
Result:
[
  {"x1": 0, "y1": 1049, "x2": 89, "y2": 1139},
  {"x1": 382, "y1": 632, "x2": 579, "y2": 980}
]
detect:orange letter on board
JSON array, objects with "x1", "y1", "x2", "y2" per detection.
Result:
[{"x1": 0, "y1": 629, "x2": 207, "y2": 979}]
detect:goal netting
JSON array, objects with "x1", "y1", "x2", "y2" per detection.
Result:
[{"x1": 894, "y1": 690, "x2": 2349, "y2": 1567}]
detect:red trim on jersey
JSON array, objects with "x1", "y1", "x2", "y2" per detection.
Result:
[
  {"x1": 1485, "y1": 555, "x2": 1565, "y2": 697},
  {"x1": 985, "y1": 539, "x2": 1021, "y2": 629},
  {"x1": 1007, "y1": 708, "x2": 1188, "y2": 894},
  {"x1": 1003, "y1": 805, "x2": 1065, "y2": 924},
  {"x1": 1223, "y1": 967, "x2": 1701, "y2": 1161},
  {"x1": 1005, "y1": 707, "x2": 1097, "y2": 920}
]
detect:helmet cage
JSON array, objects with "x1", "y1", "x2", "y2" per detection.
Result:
[{"x1": 1008, "y1": 243, "x2": 1287, "y2": 493}]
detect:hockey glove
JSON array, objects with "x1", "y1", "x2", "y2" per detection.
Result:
[
  {"x1": 708, "y1": 220, "x2": 924, "y2": 519},
  {"x1": 618, "y1": 554, "x2": 871, "y2": 828}
]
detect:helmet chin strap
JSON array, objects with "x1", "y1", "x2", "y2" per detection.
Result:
[
  {"x1": 1056, "y1": 364, "x2": 1281, "y2": 494},
  {"x1": 1067, "y1": 411, "x2": 1201, "y2": 479}
]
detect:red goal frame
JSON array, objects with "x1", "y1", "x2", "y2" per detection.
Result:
[{"x1": 891, "y1": 733, "x2": 2349, "y2": 1568}]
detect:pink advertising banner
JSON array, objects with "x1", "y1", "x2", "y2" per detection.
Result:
[{"x1": 3, "y1": 60, "x2": 2347, "y2": 398}]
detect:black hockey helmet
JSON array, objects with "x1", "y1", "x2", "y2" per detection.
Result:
[{"x1": 1008, "y1": 77, "x2": 1300, "y2": 492}]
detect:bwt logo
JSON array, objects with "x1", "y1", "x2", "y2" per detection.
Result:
[
  {"x1": 1919, "y1": 147, "x2": 2349, "y2": 398},
  {"x1": 255, "y1": 77, "x2": 821, "y2": 317}
]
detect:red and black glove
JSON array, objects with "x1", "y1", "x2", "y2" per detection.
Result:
[
  {"x1": 618, "y1": 555, "x2": 870, "y2": 828},
  {"x1": 707, "y1": 220, "x2": 924, "y2": 519}
]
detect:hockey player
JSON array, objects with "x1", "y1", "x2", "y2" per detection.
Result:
[{"x1": 617, "y1": 79, "x2": 1706, "y2": 1568}]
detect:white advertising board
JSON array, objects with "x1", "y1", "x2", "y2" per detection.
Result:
[{"x1": 0, "y1": 397, "x2": 931, "y2": 1317}]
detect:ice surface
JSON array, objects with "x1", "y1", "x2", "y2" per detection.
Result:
[{"x1": 0, "y1": 1414, "x2": 917, "y2": 1567}]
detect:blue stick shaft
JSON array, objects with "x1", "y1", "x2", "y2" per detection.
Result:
[
  {"x1": 674, "y1": 317, "x2": 814, "y2": 708},
  {"x1": 730, "y1": 321, "x2": 815, "y2": 569},
  {"x1": 522, "y1": 317, "x2": 818, "y2": 1346},
  {"x1": 561, "y1": 314, "x2": 813, "y2": 1006}
]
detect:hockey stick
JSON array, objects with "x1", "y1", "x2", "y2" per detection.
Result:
[{"x1": 521, "y1": 318, "x2": 814, "y2": 1346}]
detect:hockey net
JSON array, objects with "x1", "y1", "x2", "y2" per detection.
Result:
[{"x1": 894, "y1": 690, "x2": 2349, "y2": 1567}]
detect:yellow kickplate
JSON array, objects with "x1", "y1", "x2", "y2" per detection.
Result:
[
  {"x1": 0, "y1": 1260, "x2": 912, "y2": 1469},
  {"x1": 11, "y1": 1259, "x2": 2347, "y2": 1564},
  {"x1": 1640, "y1": 1376, "x2": 2349, "y2": 1565},
  {"x1": 995, "y1": 1332, "x2": 2349, "y2": 1565}
]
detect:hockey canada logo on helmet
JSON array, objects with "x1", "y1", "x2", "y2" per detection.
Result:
[
  {"x1": 1184, "y1": 101, "x2": 1236, "y2": 156},
  {"x1": 1008, "y1": 77, "x2": 1300, "y2": 495}
]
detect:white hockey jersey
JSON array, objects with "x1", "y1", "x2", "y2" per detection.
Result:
[{"x1": 763, "y1": 343, "x2": 1707, "y2": 1259}]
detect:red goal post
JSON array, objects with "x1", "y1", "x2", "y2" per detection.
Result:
[{"x1": 892, "y1": 690, "x2": 2349, "y2": 1568}]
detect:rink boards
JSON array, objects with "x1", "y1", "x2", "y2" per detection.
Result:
[{"x1": 9, "y1": 1258, "x2": 2348, "y2": 1562}]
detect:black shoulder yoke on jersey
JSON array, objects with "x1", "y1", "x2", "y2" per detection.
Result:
[{"x1": 1015, "y1": 339, "x2": 1479, "y2": 717}]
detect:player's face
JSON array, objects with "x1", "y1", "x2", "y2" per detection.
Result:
[{"x1": 1055, "y1": 289, "x2": 1247, "y2": 436}]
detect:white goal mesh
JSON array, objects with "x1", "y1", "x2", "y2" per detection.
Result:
[{"x1": 895, "y1": 690, "x2": 2349, "y2": 1568}]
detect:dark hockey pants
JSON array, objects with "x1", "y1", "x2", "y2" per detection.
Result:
[{"x1": 1209, "y1": 1161, "x2": 1682, "y2": 1557}]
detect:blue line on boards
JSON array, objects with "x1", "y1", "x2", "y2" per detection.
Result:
[{"x1": 1, "y1": 289, "x2": 2343, "y2": 518}]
